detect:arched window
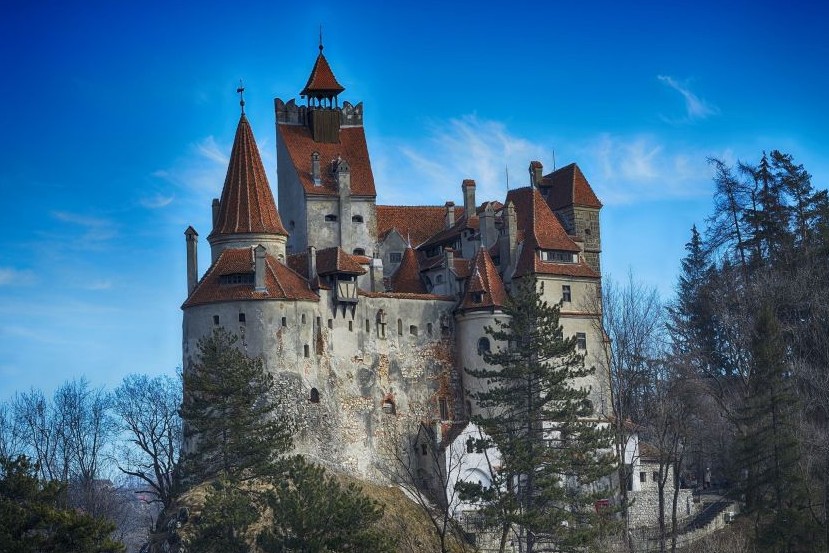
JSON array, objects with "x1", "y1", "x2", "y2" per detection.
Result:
[
  {"x1": 477, "y1": 337, "x2": 491, "y2": 355},
  {"x1": 309, "y1": 388, "x2": 320, "y2": 403},
  {"x1": 353, "y1": 248, "x2": 366, "y2": 256},
  {"x1": 324, "y1": 214, "x2": 338, "y2": 222},
  {"x1": 352, "y1": 215, "x2": 364, "y2": 223}
]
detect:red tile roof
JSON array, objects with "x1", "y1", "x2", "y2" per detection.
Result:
[
  {"x1": 459, "y1": 248, "x2": 508, "y2": 311},
  {"x1": 315, "y1": 247, "x2": 367, "y2": 275},
  {"x1": 376, "y1": 205, "x2": 464, "y2": 247},
  {"x1": 513, "y1": 236, "x2": 600, "y2": 279},
  {"x1": 278, "y1": 124, "x2": 376, "y2": 197},
  {"x1": 183, "y1": 247, "x2": 318, "y2": 307},
  {"x1": 506, "y1": 187, "x2": 580, "y2": 252},
  {"x1": 300, "y1": 49, "x2": 345, "y2": 98},
  {"x1": 541, "y1": 163, "x2": 602, "y2": 209},
  {"x1": 389, "y1": 247, "x2": 427, "y2": 294},
  {"x1": 209, "y1": 114, "x2": 287, "y2": 239},
  {"x1": 359, "y1": 291, "x2": 455, "y2": 301}
]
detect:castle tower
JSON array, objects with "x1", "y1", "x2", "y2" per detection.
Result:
[
  {"x1": 207, "y1": 113, "x2": 289, "y2": 262},
  {"x1": 275, "y1": 43, "x2": 378, "y2": 257}
]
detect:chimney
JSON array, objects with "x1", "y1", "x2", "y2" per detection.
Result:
[
  {"x1": 529, "y1": 161, "x2": 543, "y2": 187},
  {"x1": 336, "y1": 158, "x2": 352, "y2": 250},
  {"x1": 211, "y1": 198, "x2": 220, "y2": 229},
  {"x1": 444, "y1": 248, "x2": 454, "y2": 294},
  {"x1": 184, "y1": 226, "x2": 198, "y2": 295},
  {"x1": 445, "y1": 201, "x2": 456, "y2": 228},
  {"x1": 462, "y1": 179, "x2": 476, "y2": 219},
  {"x1": 311, "y1": 151, "x2": 321, "y2": 186},
  {"x1": 480, "y1": 203, "x2": 496, "y2": 249},
  {"x1": 504, "y1": 201, "x2": 518, "y2": 268},
  {"x1": 370, "y1": 257, "x2": 385, "y2": 292},
  {"x1": 307, "y1": 246, "x2": 317, "y2": 282},
  {"x1": 254, "y1": 245, "x2": 267, "y2": 292}
]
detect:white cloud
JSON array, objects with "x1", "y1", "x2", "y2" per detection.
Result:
[
  {"x1": 152, "y1": 136, "x2": 230, "y2": 202},
  {"x1": 657, "y1": 75, "x2": 718, "y2": 122},
  {"x1": 51, "y1": 211, "x2": 117, "y2": 243},
  {"x1": 139, "y1": 194, "x2": 175, "y2": 209}
]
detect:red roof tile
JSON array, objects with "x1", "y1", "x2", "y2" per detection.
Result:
[
  {"x1": 541, "y1": 163, "x2": 602, "y2": 209},
  {"x1": 459, "y1": 248, "x2": 508, "y2": 311},
  {"x1": 419, "y1": 213, "x2": 479, "y2": 249},
  {"x1": 359, "y1": 291, "x2": 455, "y2": 301},
  {"x1": 376, "y1": 205, "x2": 464, "y2": 247},
  {"x1": 209, "y1": 115, "x2": 287, "y2": 239},
  {"x1": 513, "y1": 236, "x2": 600, "y2": 279},
  {"x1": 390, "y1": 247, "x2": 427, "y2": 294},
  {"x1": 300, "y1": 49, "x2": 345, "y2": 98},
  {"x1": 278, "y1": 124, "x2": 376, "y2": 197},
  {"x1": 183, "y1": 247, "x2": 318, "y2": 307},
  {"x1": 315, "y1": 247, "x2": 367, "y2": 275},
  {"x1": 506, "y1": 187, "x2": 580, "y2": 252}
]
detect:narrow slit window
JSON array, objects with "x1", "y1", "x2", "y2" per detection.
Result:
[
  {"x1": 348, "y1": 320, "x2": 353, "y2": 332},
  {"x1": 238, "y1": 313, "x2": 246, "y2": 323},
  {"x1": 310, "y1": 388, "x2": 320, "y2": 403},
  {"x1": 303, "y1": 344, "x2": 310, "y2": 358},
  {"x1": 328, "y1": 319, "x2": 333, "y2": 329},
  {"x1": 301, "y1": 313, "x2": 307, "y2": 324},
  {"x1": 281, "y1": 317, "x2": 287, "y2": 327},
  {"x1": 397, "y1": 319, "x2": 403, "y2": 336},
  {"x1": 213, "y1": 315, "x2": 220, "y2": 326}
]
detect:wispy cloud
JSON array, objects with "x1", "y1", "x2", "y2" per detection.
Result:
[
  {"x1": 152, "y1": 136, "x2": 230, "y2": 203},
  {"x1": 139, "y1": 194, "x2": 175, "y2": 209},
  {"x1": 51, "y1": 211, "x2": 118, "y2": 243},
  {"x1": 0, "y1": 267, "x2": 36, "y2": 287},
  {"x1": 373, "y1": 116, "x2": 717, "y2": 207},
  {"x1": 657, "y1": 75, "x2": 718, "y2": 122}
]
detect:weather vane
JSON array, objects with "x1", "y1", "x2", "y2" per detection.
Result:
[{"x1": 237, "y1": 80, "x2": 245, "y2": 114}]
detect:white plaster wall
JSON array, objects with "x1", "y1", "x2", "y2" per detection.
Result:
[
  {"x1": 455, "y1": 310, "x2": 507, "y2": 416},
  {"x1": 275, "y1": 134, "x2": 307, "y2": 255}
]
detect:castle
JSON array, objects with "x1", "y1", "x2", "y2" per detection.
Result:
[{"x1": 181, "y1": 44, "x2": 610, "y2": 484}]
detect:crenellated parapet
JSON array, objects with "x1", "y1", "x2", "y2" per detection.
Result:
[{"x1": 275, "y1": 98, "x2": 364, "y2": 127}]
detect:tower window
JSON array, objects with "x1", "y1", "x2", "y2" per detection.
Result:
[
  {"x1": 303, "y1": 344, "x2": 310, "y2": 358},
  {"x1": 389, "y1": 252, "x2": 402, "y2": 263},
  {"x1": 439, "y1": 398, "x2": 449, "y2": 421},
  {"x1": 478, "y1": 337, "x2": 491, "y2": 355},
  {"x1": 348, "y1": 320, "x2": 353, "y2": 332},
  {"x1": 397, "y1": 319, "x2": 403, "y2": 336},
  {"x1": 472, "y1": 292, "x2": 484, "y2": 304},
  {"x1": 328, "y1": 319, "x2": 333, "y2": 329},
  {"x1": 301, "y1": 313, "x2": 306, "y2": 324},
  {"x1": 213, "y1": 315, "x2": 220, "y2": 326},
  {"x1": 365, "y1": 319, "x2": 370, "y2": 332},
  {"x1": 324, "y1": 214, "x2": 338, "y2": 222},
  {"x1": 238, "y1": 313, "x2": 246, "y2": 323},
  {"x1": 353, "y1": 248, "x2": 366, "y2": 256},
  {"x1": 562, "y1": 285, "x2": 572, "y2": 303},
  {"x1": 576, "y1": 332, "x2": 587, "y2": 350},
  {"x1": 281, "y1": 317, "x2": 287, "y2": 327},
  {"x1": 409, "y1": 325, "x2": 418, "y2": 336},
  {"x1": 436, "y1": 274, "x2": 444, "y2": 284},
  {"x1": 427, "y1": 323, "x2": 433, "y2": 336},
  {"x1": 310, "y1": 388, "x2": 320, "y2": 403},
  {"x1": 352, "y1": 215, "x2": 364, "y2": 223}
]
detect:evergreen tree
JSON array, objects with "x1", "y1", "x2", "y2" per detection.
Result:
[
  {"x1": 187, "y1": 477, "x2": 260, "y2": 553},
  {"x1": 179, "y1": 328, "x2": 293, "y2": 483},
  {"x1": 465, "y1": 279, "x2": 617, "y2": 553},
  {"x1": 0, "y1": 454, "x2": 124, "y2": 553},
  {"x1": 257, "y1": 456, "x2": 395, "y2": 553}
]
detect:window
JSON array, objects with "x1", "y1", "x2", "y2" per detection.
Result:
[
  {"x1": 213, "y1": 315, "x2": 220, "y2": 326},
  {"x1": 426, "y1": 246, "x2": 441, "y2": 258},
  {"x1": 303, "y1": 344, "x2": 310, "y2": 358},
  {"x1": 410, "y1": 325, "x2": 418, "y2": 336},
  {"x1": 421, "y1": 444, "x2": 428, "y2": 456},
  {"x1": 219, "y1": 273, "x2": 254, "y2": 285},
  {"x1": 327, "y1": 319, "x2": 333, "y2": 329},
  {"x1": 316, "y1": 317, "x2": 321, "y2": 328},
  {"x1": 238, "y1": 313, "x2": 246, "y2": 323},
  {"x1": 352, "y1": 215, "x2": 364, "y2": 223},
  {"x1": 301, "y1": 314, "x2": 306, "y2": 324},
  {"x1": 389, "y1": 252, "x2": 402, "y2": 263},
  {"x1": 477, "y1": 337, "x2": 491, "y2": 355},
  {"x1": 281, "y1": 317, "x2": 287, "y2": 327},
  {"x1": 365, "y1": 319, "x2": 370, "y2": 332},
  {"x1": 435, "y1": 274, "x2": 444, "y2": 284},
  {"x1": 653, "y1": 472, "x2": 660, "y2": 482},
  {"x1": 310, "y1": 388, "x2": 320, "y2": 403},
  {"x1": 398, "y1": 319, "x2": 403, "y2": 336},
  {"x1": 427, "y1": 323, "x2": 433, "y2": 336},
  {"x1": 540, "y1": 250, "x2": 576, "y2": 263},
  {"x1": 324, "y1": 214, "x2": 337, "y2": 222},
  {"x1": 466, "y1": 437, "x2": 474, "y2": 454},
  {"x1": 439, "y1": 398, "x2": 449, "y2": 420},
  {"x1": 472, "y1": 292, "x2": 484, "y2": 304},
  {"x1": 353, "y1": 248, "x2": 365, "y2": 256},
  {"x1": 640, "y1": 472, "x2": 647, "y2": 483},
  {"x1": 382, "y1": 397, "x2": 396, "y2": 414},
  {"x1": 562, "y1": 285, "x2": 572, "y2": 303},
  {"x1": 576, "y1": 332, "x2": 587, "y2": 350},
  {"x1": 348, "y1": 320, "x2": 353, "y2": 332}
]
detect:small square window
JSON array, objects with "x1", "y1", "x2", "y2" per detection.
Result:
[
  {"x1": 238, "y1": 313, "x2": 246, "y2": 323},
  {"x1": 409, "y1": 325, "x2": 418, "y2": 336},
  {"x1": 640, "y1": 472, "x2": 647, "y2": 483},
  {"x1": 576, "y1": 332, "x2": 587, "y2": 350},
  {"x1": 281, "y1": 317, "x2": 287, "y2": 327},
  {"x1": 562, "y1": 285, "x2": 571, "y2": 303},
  {"x1": 389, "y1": 252, "x2": 402, "y2": 263},
  {"x1": 213, "y1": 315, "x2": 220, "y2": 326}
]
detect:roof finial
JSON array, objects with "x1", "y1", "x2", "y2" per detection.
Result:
[
  {"x1": 236, "y1": 80, "x2": 246, "y2": 114},
  {"x1": 319, "y1": 25, "x2": 324, "y2": 53}
]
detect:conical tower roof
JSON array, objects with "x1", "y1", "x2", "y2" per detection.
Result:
[
  {"x1": 300, "y1": 45, "x2": 345, "y2": 100},
  {"x1": 390, "y1": 246, "x2": 427, "y2": 294},
  {"x1": 209, "y1": 114, "x2": 287, "y2": 239},
  {"x1": 459, "y1": 247, "x2": 508, "y2": 311}
]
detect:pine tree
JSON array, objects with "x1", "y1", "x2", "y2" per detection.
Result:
[
  {"x1": 179, "y1": 328, "x2": 294, "y2": 483},
  {"x1": 465, "y1": 279, "x2": 617, "y2": 553},
  {"x1": 187, "y1": 477, "x2": 260, "y2": 553}
]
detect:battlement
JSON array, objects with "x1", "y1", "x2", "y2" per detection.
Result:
[{"x1": 275, "y1": 98, "x2": 363, "y2": 127}]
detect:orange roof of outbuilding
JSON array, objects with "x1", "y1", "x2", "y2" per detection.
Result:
[
  {"x1": 209, "y1": 114, "x2": 287, "y2": 239},
  {"x1": 278, "y1": 124, "x2": 376, "y2": 197}
]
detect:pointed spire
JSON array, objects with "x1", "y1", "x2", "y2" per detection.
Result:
[
  {"x1": 236, "y1": 80, "x2": 245, "y2": 114},
  {"x1": 209, "y1": 114, "x2": 287, "y2": 239},
  {"x1": 460, "y1": 248, "x2": 508, "y2": 310},
  {"x1": 390, "y1": 246, "x2": 427, "y2": 294},
  {"x1": 300, "y1": 41, "x2": 345, "y2": 102}
]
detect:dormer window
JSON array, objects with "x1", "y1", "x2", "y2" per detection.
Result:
[
  {"x1": 353, "y1": 248, "x2": 366, "y2": 256},
  {"x1": 325, "y1": 214, "x2": 338, "y2": 222},
  {"x1": 540, "y1": 250, "x2": 576, "y2": 263},
  {"x1": 352, "y1": 215, "x2": 364, "y2": 223},
  {"x1": 389, "y1": 252, "x2": 402, "y2": 263},
  {"x1": 426, "y1": 246, "x2": 441, "y2": 258},
  {"x1": 472, "y1": 292, "x2": 484, "y2": 304},
  {"x1": 219, "y1": 273, "x2": 254, "y2": 285}
]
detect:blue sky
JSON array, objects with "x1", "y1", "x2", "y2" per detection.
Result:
[{"x1": 1, "y1": 0, "x2": 827, "y2": 399}]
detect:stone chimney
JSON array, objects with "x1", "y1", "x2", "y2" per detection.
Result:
[
  {"x1": 311, "y1": 152, "x2": 321, "y2": 186},
  {"x1": 336, "y1": 157, "x2": 352, "y2": 250},
  {"x1": 211, "y1": 198, "x2": 220, "y2": 229},
  {"x1": 462, "y1": 179, "x2": 476, "y2": 219},
  {"x1": 254, "y1": 245, "x2": 267, "y2": 292},
  {"x1": 307, "y1": 246, "x2": 317, "y2": 282},
  {"x1": 529, "y1": 161, "x2": 543, "y2": 187},
  {"x1": 370, "y1": 258, "x2": 385, "y2": 292},
  {"x1": 184, "y1": 226, "x2": 198, "y2": 295},
  {"x1": 500, "y1": 201, "x2": 518, "y2": 273},
  {"x1": 480, "y1": 203, "x2": 496, "y2": 249},
  {"x1": 445, "y1": 201, "x2": 456, "y2": 228}
]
